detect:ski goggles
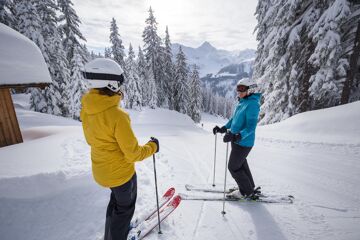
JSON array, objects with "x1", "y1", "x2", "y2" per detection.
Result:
[{"x1": 237, "y1": 85, "x2": 249, "y2": 92}]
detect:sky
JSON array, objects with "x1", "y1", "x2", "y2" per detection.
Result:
[{"x1": 73, "y1": 0, "x2": 259, "y2": 53}]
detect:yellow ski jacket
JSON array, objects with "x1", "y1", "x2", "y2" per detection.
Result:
[{"x1": 80, "y1": 89, "x2": 157, "y2": 188}]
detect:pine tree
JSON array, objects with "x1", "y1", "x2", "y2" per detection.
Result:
[
  {"x1": 142, "y1": 7, "x2": 165, "y2": 106},
  {"x1": 58, "y1": 0, "x2": 87, "y2": 117},
  {"x1": 104, "y1": 47, "x2": 112, "y2": 58},
  {"x1": 189, "y1": 65, "x2": 202, "y2": 122},
  {"x1": 125, "y1": 44, "x2": 142, "y2": 110},
  {"x1": 137, "y1": 46, "x2": 147, "y2": 106},
  {"x1": 147, "y1": 66, "x2": 158, "y2": 109},
  {"x1": 70, "y1": 45, "x2": 87, "y2": 119},
  {"x1": 0, "y1": 0, "x2": 14, "y2": 27},
  {"x1": 308, "y1": 0, "x2": 351, "y2": 108},
  {"x1": 110, "y1": 17, "x2": 126, "y2": 69},
  {"x1": 81, "y1": 43, "x2": 91, "y2": 62},
  {"x1": 14, "y1": 0, "x2": 48, "y2": 113},
  {"x1": 173, "y1": 46, "x2": 190, "y2": 114},
  {"x1": 163, "y1": 26, "x2": 175, "y2": 109},
  {"x1": 36, "y1": 0, "x2": 71, "y2": 116},
  {"x1": 254, "y1": 0, "x2": 355, "y2": 124},
  {"x1": 340, "y1": 2, "x2": 360, "y2": 103},
  {"x1": 58, "y1": 0, "x2": 86, "y2": 62}
]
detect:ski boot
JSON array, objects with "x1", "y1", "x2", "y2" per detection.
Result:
[
  {"x1": 127, "y1": 228, "x2": 140, "y2": 240},
  {"x1": 226, "y1": 190, "x2": 245, "y2": 199}
]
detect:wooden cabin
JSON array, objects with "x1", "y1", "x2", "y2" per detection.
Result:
[{"x1": 0, "y1": 23, "x2": 52, "y2": 147}]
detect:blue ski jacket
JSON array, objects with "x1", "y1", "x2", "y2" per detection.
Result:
[{"x1": 224, "y1": 93, "x2": 261, "y2": 147}]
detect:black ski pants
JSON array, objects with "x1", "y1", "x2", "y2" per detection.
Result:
[
  {"x1": 228, "y1": 143, "x2": 255, "y2": 196},
  {"x1": 104, "y1": 173, "x2": 137, "y2": 240}
]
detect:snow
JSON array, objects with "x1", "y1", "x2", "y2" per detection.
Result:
[
  {"x1": 0, "y1": 94, "x2": 359, "y2": 240},
  {"x1": 0, "y1": 23, "x2": 51, "y2": 86},
  {"x1": 258, "y1": 101, "x2": 360, "y2": 145},
  {"x1": 172, "y1": 42, "x2": 256, "y2": 76}
]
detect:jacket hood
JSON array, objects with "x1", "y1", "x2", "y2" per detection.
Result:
[{"x1": 82, "y1": 89, "x2": 121, "y2": 115}]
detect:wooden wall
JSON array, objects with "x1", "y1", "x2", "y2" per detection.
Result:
[{"x1": 0, "y1": 88, "x2": 23, "y2": 147}]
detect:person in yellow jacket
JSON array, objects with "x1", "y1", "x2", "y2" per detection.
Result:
[{"x1": 81, "y1": 58, "x2": 159, "y2": 240}]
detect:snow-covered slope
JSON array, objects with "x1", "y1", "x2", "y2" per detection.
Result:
[
  {"x1": 201, "y1": 58, "x2": 254, "y2": 98},
  {"x1": 172, "y1": 41, "x2": 255, "y2": 76},
  {"x1": 0, "y1": 95, "x2": 359, "y2": 240},
  {"x1": 258, "y1": 101, "x2": 360, "y2": 145}
]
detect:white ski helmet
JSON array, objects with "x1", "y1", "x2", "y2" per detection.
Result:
[
  {"x1": 82, "y1": 58, "x2": 125, "y2": 93},
  {"x1": 236, "y1": 77, "x2": 258, "y2": 94}
]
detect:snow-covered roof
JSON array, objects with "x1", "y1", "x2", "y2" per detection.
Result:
[{"x1": 0, "y1": 23, "x2": 51, "y2": 87}]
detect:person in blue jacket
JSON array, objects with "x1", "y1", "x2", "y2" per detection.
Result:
[{"x1": 213, "y1": 77, "x2": 261, "y2": 200}]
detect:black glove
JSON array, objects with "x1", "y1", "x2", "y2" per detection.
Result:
[
  {"x1": 223, "y1": 132, "x2": 241, "y2": 143},
  {"x1": 149, "y1": 137, "x2": 159, "y2": 153},
  {"x1": 213, "y1": 126, "x2": 227, "y2": 135}
]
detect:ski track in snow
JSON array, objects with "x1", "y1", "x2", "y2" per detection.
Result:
[{"x1": 1, "y1": 104, "x2": 360, "y2": 240}]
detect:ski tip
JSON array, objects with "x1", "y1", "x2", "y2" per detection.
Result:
[
  {"x1": 164, "y1": 187, "x2": 176, "y2": 197},
  {"x1": 168, "y1": 195, "x2": 182, "y2": 207},
  {"x1": 185, "y1": 184, "x2": 192, "y2": 190}
]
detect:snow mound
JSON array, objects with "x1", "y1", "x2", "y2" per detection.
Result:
[{"x1": 258, "y1": 101, "x2": 360, "y2": 145}]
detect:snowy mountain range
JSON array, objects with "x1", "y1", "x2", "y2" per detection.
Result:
[{"x1": 171, "y1": 41, "x2": 255, "y2": 77}]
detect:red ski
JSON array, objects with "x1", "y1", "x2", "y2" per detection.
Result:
[
  {"x1": 130, "y1": 187, "x2": 175, "y2": 229},
  {"x1": 128, "y1": 195, "x2": 182, "y2": 240}
]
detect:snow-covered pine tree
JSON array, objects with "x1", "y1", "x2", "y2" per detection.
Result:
[
  {"x1": 137, "y1": 46, "x2": 147, "y2": 106},
  {"x1": 308, "y1": 0, "x2": 351, "y2": 109},
  {"x1": 58, "y1": 0, "x2": 86, "y2": 62},
  {"x1": 173, "y1": 46, "x2": 190, "y2": 114},
  {"x1": 0, "y1": 0, "x2": 14, "y2": 27},
  {"x1": 147, "y1": 65, "x2": 158, "y2": 109},
  {"x1": 70, "y1": 45, "x2": 87, "y2": 119},
  {"x1": 110, "y1": 17, "x2": 126, "y2": 69},
  {"x1": 58, "y1": 0, "x2": 87, "y2": 118},
  {"x1": 340, "y1": 2, "x2": 360, "y2": 103},
  {"x1": 44, "y1": 38, "x2": 71, "y2": 116},
  {"x1": 81, "y1": 43, "x2": 91, "y2": 62},
  {"x1": 254, "y1": 0, "x2": 356, "y2": 124},
  {"x1": 104, "y1": 47, "x2": 112, "y2": 58},
  {"x1": 36, "y1": 0, "x2": 71, "y2": 116},
  {"x1": 14, "y1": 0, "x2": 48, "y2": 113},
  {"x1": 142, "y1": 7, "x2": 165, "y2": 106},
  {"x1": 90, "y1": 51, "x2": 97, "y2": 60},
  {"x1": 188, "y1": 65, "x2": 202, "y2": 122},
  {"x1": 125, "y1": 44, "x2": 142, "y2": 110},
  {"x1": 163, "y1": 26, "x2": 175, "y2": 109}
]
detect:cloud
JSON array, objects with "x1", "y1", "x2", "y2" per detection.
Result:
[{"x1": 73, "y1": 0, "x2": 258, "y2": 53}]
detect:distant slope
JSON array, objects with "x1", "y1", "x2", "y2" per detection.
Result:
[
  {"x1": 200, "y1": 59, "x2": 254, "y2": 98},
  {"x1": 172, "y1": 41, "x2": 255, "y2": 76}
]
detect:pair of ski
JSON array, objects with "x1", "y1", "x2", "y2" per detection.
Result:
[
  {"x1": 180, "y1": 184, "x2": 294, "y2": 204},
  {"x1": 128, "y1": 187, "x2": 181, "y2": 240}
]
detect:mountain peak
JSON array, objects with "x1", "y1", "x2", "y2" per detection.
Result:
[{"x1": 198, "y1": 41, "x2": 216, "y2": 51}]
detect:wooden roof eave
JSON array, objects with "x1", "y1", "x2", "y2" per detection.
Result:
[{"x1": 0, "y1": 82, "x2": 50, "y2": 90}]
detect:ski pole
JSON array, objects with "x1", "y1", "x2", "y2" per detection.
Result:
[
  {"x1": 221, "y1": 141, "x2": 230, "y2": 215},
  {"x1": 212, "y1": 134, "x2": 217, "y2": 187},
  {"x1": 153, "y1": 154, "x2": 162, "y2": 234}
]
